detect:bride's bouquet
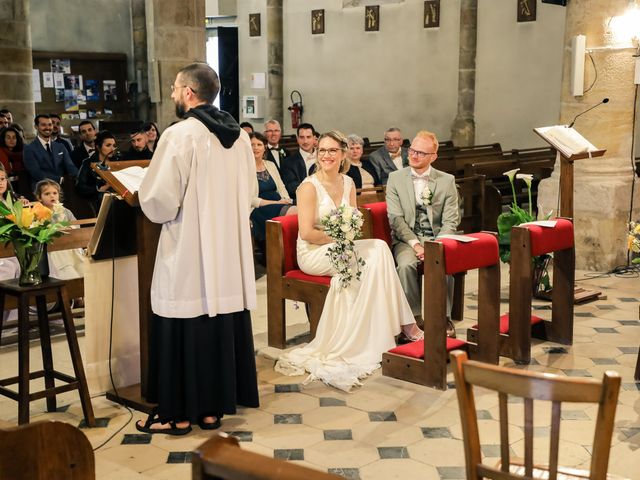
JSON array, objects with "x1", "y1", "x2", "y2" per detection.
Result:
[{"x1": 321, "y1": 205, "x2": 366, "y2": 289}]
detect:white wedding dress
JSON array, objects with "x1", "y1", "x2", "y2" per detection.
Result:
[{"x1": 275, "y1": 175, "x2": 415, "y2": 391}]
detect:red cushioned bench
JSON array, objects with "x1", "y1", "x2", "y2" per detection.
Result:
[
  {"x1": 360, "y1": 201, "x2": 466, "y2": 321},
  {"x1": 467, "y1": 218, "x2": 575, "y2": 364},
  {"x1": 382, "y1": 232, "x2": 501, "y2": 390},
  {"x1": 266, "y1": 215, "x2": 331, "y2": 349}
]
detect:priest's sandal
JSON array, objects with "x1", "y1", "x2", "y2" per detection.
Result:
[
  {"x1": 197, "y1": 415, "x2": 221, "y2": 430},
  {"x1": 135, "y1": 410, "x2": 192, "y2": 436}
]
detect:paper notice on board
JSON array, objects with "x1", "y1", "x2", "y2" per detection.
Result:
[
  {"x1": 32, "y1": 69, "x2": 42, "y2": 103},
  {"x1": 43, "y1": 72, "x2": 54, "y2": 88},
  {"x1": 53, "y1": 72, "x2": 64, "y2": 89}
]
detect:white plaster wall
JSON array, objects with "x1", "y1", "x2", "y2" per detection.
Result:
[
  {"x1": 281, "y1": 0, "x2": 461, "y2": 139},
  {"x1": 475, "y1": 0, "x2": 566, "y2": 149},
  {"x1": 237, "y1": 0, "x2": 269, "y2": 129},
  {"x1": 30, "y1": 0, "x2": 134, "y2": 77}
]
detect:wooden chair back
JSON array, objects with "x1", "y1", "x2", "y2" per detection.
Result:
[
  {"x1": 192, "y1": 434, "x2": 340, "y2": 480},
  {"x1": 450, "y1": 350, "x2": 622, "y2": 480},
  {"x1": 455, "y1": 174, "x2": 485, "y2": 234},
  {"x1": 0, "y1": 420, "x2": 95, "y2": 479}
]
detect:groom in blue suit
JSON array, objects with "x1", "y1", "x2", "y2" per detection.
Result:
[
  {"x1": 386, "y1": 130, "x2": 460, "y2": 337},
  {"x1": 24, "y1": 114, "x2": 79, "y2": 190}
]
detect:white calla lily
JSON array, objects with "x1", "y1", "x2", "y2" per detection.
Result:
[
  {"x1": 516, "y1": 173, "x2": 533, "y2": 187},
  {"x1": 503, "y1": 168, "x2": 520, "y2": 181}
]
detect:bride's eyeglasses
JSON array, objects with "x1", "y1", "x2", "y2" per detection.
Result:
[{"x1": 318, "y1": 148, "x2": 341, "y2": 157}]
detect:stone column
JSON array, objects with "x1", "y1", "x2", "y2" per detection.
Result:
[
  {"x1": 0, "y1": 0, "x2": 35, "y2": 136},
  {"x1": 450, "y1": 0, "x2": 477, "y2": 146},
  {"x1": 131, "y1": 0, "x2": 152, "y2": 122},
  {"x1": 265, "y1": 0, "x2": 283, "y2": 125},
  {"x1": 146, "y1": 0, "x2": 206, "y2": 130},
  {"x1": 537, "y1": 0, "x2": 640, "y2": 270}
]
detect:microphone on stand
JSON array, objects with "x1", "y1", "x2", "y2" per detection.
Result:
[{"x1": 567, "y1": 97, "x2": 609, "y2": 128}]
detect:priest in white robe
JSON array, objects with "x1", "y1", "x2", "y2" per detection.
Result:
[{"x1": 137, "y1": 62, "x2": 259, "y2": 435}]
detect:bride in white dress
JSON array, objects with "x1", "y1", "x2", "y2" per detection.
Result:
[{"x1": 275, "y1": 131, "x2": 423, "y2": 391}]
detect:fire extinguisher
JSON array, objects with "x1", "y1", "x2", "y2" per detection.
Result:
[{"x1": 288, "y1": 90, "x2": 303, "y2": 129}]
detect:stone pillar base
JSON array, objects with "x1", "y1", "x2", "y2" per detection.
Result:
[{"x1": 538, "y1": 160, "x2": 640, "y2": 271}]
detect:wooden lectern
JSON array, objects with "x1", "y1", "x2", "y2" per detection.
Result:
[
  {"x1": 94, "y1": 161, "x2": 159, "y2": 413},
  {"x1": 534, "y1": 126, "x2": 606, "y2": 303}
]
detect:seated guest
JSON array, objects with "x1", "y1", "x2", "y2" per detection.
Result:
[
  {"x1": 263, "y1": 119, "x2": 289, "y2": 169},
  {"x1": 23, "y1": 114, "x2": 79, "y2": 191},
  {"x1": 249, "y1": 132, "x2": 296, "y2": 253},
  {"x1": 122, "y1": 128, "x2": 153, "y2": 160},
  {"x1": 386, "y1": 130, "x2": 459, "y2": 337},
  {"x1": 0, "y1": 113, "x2": 8, "y2": 130},
  {"x1": 71, "y1": 120, "x2": 96, "y2": 168},
  {"x1": 34, "y1": 179, "x2": 85, "y2": 281},
  {"x1": 50, "y1": 114, "x2": 74, "y2": 154},
  {"x1": 0, "y1": 126, "x2": 26, "y2": 187},
  {"x1": 0, "y1": 109, "x2": 13, "y2": 124},
  {"x1": 369, "y1": 127, "x2": 409, "y2": 185},
  {"x1": 76, "y1": 130, "x2": 117, "y2": 212},
  {"x1": 280, "y1": 122, "x2": 316, "y2": 201},
  {"x1": 142, "y1": 121, "x2": 161, "y2": 152},
  {"x1": 240, "y1": 121, "x2": 254, "y2": 133},
  {"x1": 275, "y1": 130, "x2": 422, "y2": 391},
  {"x1": 347, "y1": 134, "x2": 379, "y2": 187}
]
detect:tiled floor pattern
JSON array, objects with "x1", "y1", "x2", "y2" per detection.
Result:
[{"x1": 0, "y1": 267, "x2": 639, "y2": 479}]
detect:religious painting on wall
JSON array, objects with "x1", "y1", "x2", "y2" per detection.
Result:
[
  {"x1": 249, "y1": 13, "x2": 261, "y2": 37},
  {"x1": 365, "y1": 5, "x2": 380, "y2": 31},
  {"x1": 517, "y1": 0, "x2": 536, "y2": 22},
  {"x1": 424, "y1": 0, "x2": 440, "y2": 28},
  {"x1": 312, "y1": 9, "x2": 325, "y2": 35}
]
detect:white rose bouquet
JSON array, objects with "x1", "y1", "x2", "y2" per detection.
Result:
[{"x1": 320, "y1": 205, "x2": 366, "y2": 289}]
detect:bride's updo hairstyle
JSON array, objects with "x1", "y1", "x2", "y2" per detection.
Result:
[{"x1": 317, "y1": 130, "x2": 350, "y2": 174}]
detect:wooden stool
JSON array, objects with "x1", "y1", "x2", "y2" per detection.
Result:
[
  {"x1": 0, "y1": 278, "x2": 95, "y2": 426},
  {"x1": 468, "y1": 218, "x2": 575, "y2": 364},
  {"x1": 382, "y1": 232, "x2": 501, "y2": 390}
]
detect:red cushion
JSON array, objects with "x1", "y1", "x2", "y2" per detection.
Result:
[
  {"x1": 438, "y1": 233, "x2": 499, "y2": 274},
  {"x1": 285, "y1": 269, "x2": 332, "y2": 286},
  {"x1": 272, "y1": 215, "x2": 299, "y2": 273},
  {"x1": 362, "y1": 202, "x2": 392, "y2": 247},
  {"x1": 387, "y1": 337, "x2": 467, "y2": 359},
  {"x1": 471, "y1": 313, "x2": 544, "y2": 334},
  {"x1": 524, "y1": 218, "x2": 574, "y2": 256}
]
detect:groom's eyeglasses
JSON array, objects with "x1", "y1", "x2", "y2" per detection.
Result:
[{"x1": 408, "y1": 148, "x2": 436, "y2": 159}]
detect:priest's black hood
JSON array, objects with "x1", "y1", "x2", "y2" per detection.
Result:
[{"x1": 183, "y1": 104, "x2": 241, "y2": 149}]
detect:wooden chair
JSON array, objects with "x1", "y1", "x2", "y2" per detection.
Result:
[
  {"x1": 0, "y1": 420, "x2": 95, "y2": 479},
  {"x1": 192, "y1": 434, "x2": 340, "y2": 480},
  {"x1": 467, "y1": 219, "x2": 575, "y2": 364},
  {"x1": 266, "y1": 215, "x2": 330, "y2": 349},
  {"x1": 450, "y1": 350, "x2": 625, "y2": 480},
  {"x1": 356, "y1": 186, "x2": 385, "y2": 207},
  {"x1": 382, "y1": 232, "x2": 501, "y2": 389}
]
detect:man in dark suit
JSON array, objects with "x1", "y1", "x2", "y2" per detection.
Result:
[
  {"x1": 23, "y1": 114, "x2": 79, "y2": 190},
  {"x1": 71, "y1": 120, "x2": 97, "y2": 168},
  {"x1": 369, "y1": 127, "x2": 409, "y2": 185},
  {"x1": 122, "y1": 128, "x2": 153, "y2": 160},
  {"x1": 50, "y1": 114, "x2": 74, "y2": 154},
  {"x1": 280, "y1": 123, "x2": 316, "y2": 201},
  {"x1": 263, "y1": 119, "x2": 289, "y2": 170}
]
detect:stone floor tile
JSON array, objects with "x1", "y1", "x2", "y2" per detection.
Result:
[
  {"x1": 368, "y1": 411, "x2": 397, "y2": 422},
  {"x1": 360, "y1": 460, "x2": 440, "y2": 480},
  {"x1": 274, "y1": 413, "x2": 302, "y2": 425},
  {"x1": 274, "y1": 448, "x2": 304, "y2": 461},
  {"x1": 351, "y1": 421, "x2": 424, "y2": 447},
  {"x1": 260, "y1": 392, "x2": 319, "y2": 414},
  {"x1": 324, "y1": 429, "x2": 353, "y2": 440},
  {"x1": 328, "y1": 467, "x2": 361, "y2": 479},
  {"x1": 377, "y1": 446, "x2": 409, "y2": 459},
  {"x1": 253, "y1": 424, "x2": 323, "y2": 449},
  {"x1": 304, "y1": 440, "x2": 380, "y2": 468}
]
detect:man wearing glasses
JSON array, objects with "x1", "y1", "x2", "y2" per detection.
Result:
[
  {"x1": 263, "y1": 119, "x2": 289, "y2": 170},
  {"x1": 386, "y1": 130, "x2": 460, "y2": 337},
  {"x1": 369, "y1": 127, "x2": 409, "y2": 185}
]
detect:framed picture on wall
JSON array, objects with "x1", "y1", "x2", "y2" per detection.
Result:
[
  {"x1": 424, "y1": 1, "x2": 440, "y2": 28},
  {"x1": 312, "y1": 9, "x2": 325, "y2": 34},
  {"x1": 365, "y1": 5, "x2": 380, "y2": 32},
  {"x1": 517, "y1": 0, "x2": 536, "y2": 22},
  {"x1": 249, "y1": 13, "x2": 261, "y2": 37}
]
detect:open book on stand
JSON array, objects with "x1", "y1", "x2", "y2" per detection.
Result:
[{"x1": 534, "y1": 126, "x2": 601, "y2": 159}]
